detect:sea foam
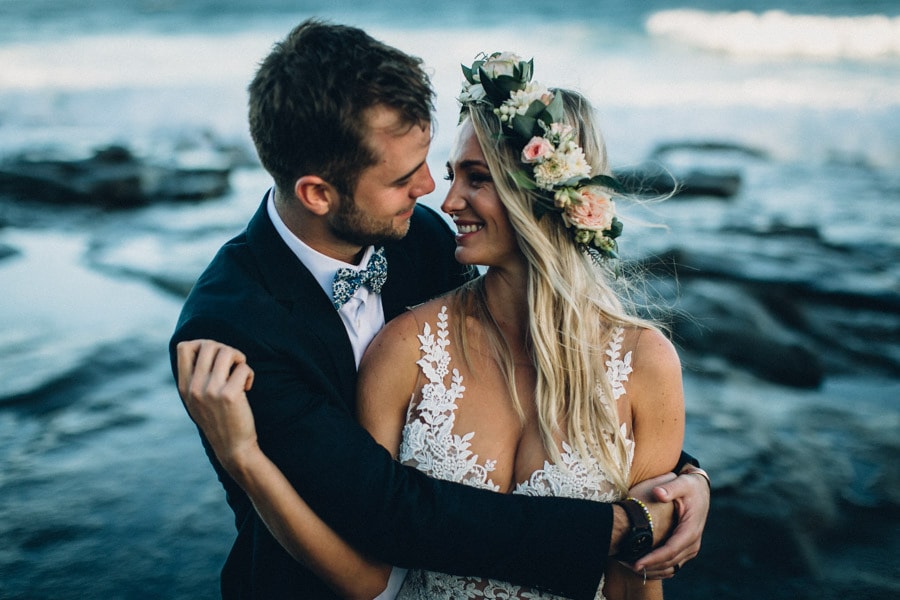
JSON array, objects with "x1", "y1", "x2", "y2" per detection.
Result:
[{"x1": 646, "y1": 10, "x2": 900, "y2": 60}]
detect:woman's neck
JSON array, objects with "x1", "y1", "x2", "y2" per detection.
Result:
[{"x1": 481, "y1": 267, "x2": 529, "y2": 352}]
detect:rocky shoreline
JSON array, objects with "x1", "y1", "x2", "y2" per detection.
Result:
[{"x1": 1, "y1": 137, "x2": 897, "y2": 599}]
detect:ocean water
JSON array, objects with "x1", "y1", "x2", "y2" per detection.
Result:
[{"x1": 1, "y1": 1, "x2": 898, "y2": 598}]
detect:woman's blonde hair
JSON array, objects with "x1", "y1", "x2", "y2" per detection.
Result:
[{"x1": 452, "y1": 90, "x2": 657, "y2": 493}]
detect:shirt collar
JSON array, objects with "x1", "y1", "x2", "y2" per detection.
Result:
[{"x1": 266, "y1": 189, "x2": 375, "y2": 304}]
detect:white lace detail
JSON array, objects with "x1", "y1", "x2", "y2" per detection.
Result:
[
  {"x1": 397, "y1": 307, "x2": 634, "y2": 600},
  {"x1": 398, "y1": 306, "x2": 500, "y2": 492}
]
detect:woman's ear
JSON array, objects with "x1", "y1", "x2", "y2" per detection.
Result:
[{"x1": 294, "y1": 175, "x2": 338, "y2": 216}]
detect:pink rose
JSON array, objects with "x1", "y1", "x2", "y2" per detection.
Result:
[
  {"x1": 521, "y1": 136, "x2": 554, "y2": 163},
  {"x1": 564, "y1": 186, "x2": 615, "y2": 231}
]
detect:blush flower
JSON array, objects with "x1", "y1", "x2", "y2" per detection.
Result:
[
  {"x1": 563, "y1": 186, "x2": 616, "y2": 233},
  {"x1": 522, "y1": 136, "x2": 554, "y2": 163}
]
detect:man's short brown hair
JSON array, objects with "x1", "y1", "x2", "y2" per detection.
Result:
[{"x1": 248, "y1": 19, "x2": 434, "y2": 196}]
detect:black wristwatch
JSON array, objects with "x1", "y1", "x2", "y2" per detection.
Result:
[{"x1": 616, "y1": 497, "x2": 654, "y2": 563}]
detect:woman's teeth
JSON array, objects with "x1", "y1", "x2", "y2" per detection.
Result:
[{"x1": 457, "y1": 224, "x2": 482, "y2": 234}]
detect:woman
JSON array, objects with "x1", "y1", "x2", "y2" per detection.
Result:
[{"x1": 183, "y1": 53, "x2": 685, "y2": 599}]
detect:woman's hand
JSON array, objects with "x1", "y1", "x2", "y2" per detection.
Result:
[{"x1": 176, "y1": 340, "x2": 258, "y2": 472}]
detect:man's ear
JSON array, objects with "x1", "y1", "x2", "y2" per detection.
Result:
[{"x1": 294, "y1": 175, "x2": 338, "y2": 216}]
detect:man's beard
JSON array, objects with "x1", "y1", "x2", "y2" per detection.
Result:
[{"x1": 329, "y1": 193, "x2": 411, "y2": 247}]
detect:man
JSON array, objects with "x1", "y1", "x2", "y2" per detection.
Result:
[{"x1": 171, "y1": 19, "x2": 709, "y2": 599}]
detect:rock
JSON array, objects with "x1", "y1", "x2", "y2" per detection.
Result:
[
  {"x1": 615, "y1": 165, "x2": 742, "y2": 198},
  {"x1": 651, "y1": 140, "x2": 769, "y2": 161},
  {"x1": 0, "y1": 145, "x2": 232, "y2": 208},
  {"x1": 671, "y1": 280, "x2": 825, "y2": 388},
  {"x1": 634, "y1": 239, "x2": 900, "y2": 383},
  {"x1": 0, "y1": 242, "x2": 18, "y2": 262}
]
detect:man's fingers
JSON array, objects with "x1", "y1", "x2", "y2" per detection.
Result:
[
  {"x1": 635, "y1": 522, "x2": 698, "y2": 572},
  {"x1": 224, "y1": 363, "x2": 255, "y2": 397},
  {"x1": 177, "y1": 340, "x2": 249, "y2": 404},
  {"x1": 177, "y1": 340, "x2": 209, "y2": 401}
]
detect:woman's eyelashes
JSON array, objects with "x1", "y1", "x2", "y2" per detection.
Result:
[{"x1": 444, "y1": 165, "x2": 492, "y2": 187}]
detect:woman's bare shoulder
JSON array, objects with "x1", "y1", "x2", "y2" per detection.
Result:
[{"x1": 623, "y1": 326, "x2": 681, "y2": 378}]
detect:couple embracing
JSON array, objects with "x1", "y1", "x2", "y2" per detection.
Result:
[{"x1": 171, "y1": 18, "x2": 710, "y2": 600}]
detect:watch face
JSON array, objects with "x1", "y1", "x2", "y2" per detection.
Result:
[{"x1": 629, "y1": 531, "x2": 653, "y2": 553}]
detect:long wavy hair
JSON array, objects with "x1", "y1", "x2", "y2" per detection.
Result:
[{"x1": 451, "y1": 90, "x2": 658, "y2": 493}]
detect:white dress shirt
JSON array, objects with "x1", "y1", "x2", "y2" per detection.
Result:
[
  {"x1": 267, "y1": 191, "x2": 385, "y2": 366},
  {"x1": 266, "y1": 190, "x2": 407, "y2": 598}
]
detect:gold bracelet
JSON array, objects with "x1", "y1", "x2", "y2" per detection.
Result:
[{"x1": 688, "y1": 468, "x2": 711, "y2": 489}]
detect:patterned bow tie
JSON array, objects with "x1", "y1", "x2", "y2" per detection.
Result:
[{"x1": 331, "y1": 247, "x2": 388, "y2": 309}]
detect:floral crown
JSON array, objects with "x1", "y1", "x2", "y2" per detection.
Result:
[{"x1": 458, "y1": 52, "x2": 623, "y2": 261}]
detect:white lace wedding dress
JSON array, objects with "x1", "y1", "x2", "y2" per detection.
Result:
[{"x1": 395, "y1": 306, "x2": 635, "y2": 600}]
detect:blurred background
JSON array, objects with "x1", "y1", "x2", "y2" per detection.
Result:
[{"x1": 0, "y1": 1, "x2": 898, "y2": 598}]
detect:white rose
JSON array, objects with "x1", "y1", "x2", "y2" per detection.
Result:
[{"x1": 480, "y1": 51, "x2": 523, "y2": 78}]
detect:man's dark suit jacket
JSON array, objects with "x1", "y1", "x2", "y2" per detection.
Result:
[{"x1": 170, "y1": 196, "x2": 614, "y2": 599}]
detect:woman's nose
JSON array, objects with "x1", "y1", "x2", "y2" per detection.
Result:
[{"x1": 441, "y1": 181, "x2": 466, "y2": 214}]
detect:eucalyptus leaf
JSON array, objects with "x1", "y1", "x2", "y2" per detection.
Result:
[
  {"x1": 522, "y1": 59, "x2": 534, "y2": 82},
  {"x1": 544, "y1": 92, "x2": 565, "y2": 123},
  {"x1": 494, "y1": 74, "x2": 527, "y2": 94},
  {"x1": 585, "y1": 174, "x2": 626, "y2": 194},
  {"x1": 510, "y1": 170, "x2": 538, "y2": 190},
  {"x1": 461, "y1": 64, "x2": 476, "y2": 85},
  {"x1": 512, "y1": 115, "x2": 538, "y2": 139},
  {"x1": 607, "y1": 217, "x2": 624, "y2": 238},
  {"x1": 478, "y1": 69, "x2": 508, "y2": 104},
  {"x1": 524, "y1": 100, "x2": 546, "y2": 119}
]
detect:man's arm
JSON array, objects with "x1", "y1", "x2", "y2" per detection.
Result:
[
  {"x1": 177, "y1": 341, "x2": 393, "y2": 598},
  {"x1": 172, "y1": 317, "x2": 612, "y2": 600}
]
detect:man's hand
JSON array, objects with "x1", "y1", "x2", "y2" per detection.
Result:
[
  {"x1": 176, "y1": 340, "x2": 258, "y2": 471},
  {"x1": 627, "y1": 467, "x2": 710, "y2": 579}
]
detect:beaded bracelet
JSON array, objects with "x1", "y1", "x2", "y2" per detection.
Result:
[{"x1": 626, "y1": 496, "x2": 654, "y2": 534}]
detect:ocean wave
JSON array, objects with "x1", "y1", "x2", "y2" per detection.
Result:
[{"x1": 646, "y1": 9, "x2": 900, "y2": 60}]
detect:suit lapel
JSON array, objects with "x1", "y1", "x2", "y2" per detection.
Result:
[{"x1": 245, "y1": 197, "x2": 358, "y2": 405}]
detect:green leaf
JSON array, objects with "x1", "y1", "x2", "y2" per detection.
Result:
[
  {"x1": 493, "y1": 74, "x2": 527, "y2": 94},
  {"x1": 532, "y1": 195, "x2": 558, "y2": 220},
  {"x1": 510, "y1": 170, "x2": 538, "y2": 190},
  {"x1": 523, "y1": 99, "x2": 546, "y2": 119},
  {"x1": 606, "y1": 217, "x2": 624, "y2": 238},
  {"x1": 478, "y1": 69, "x2": 508, "y2": 105},
  {"x1": 521, "y1": 59, "x2": 534, "y2": 82},
  {"x1": 585, "y1": 174, "x2": 626, "y2": 194},
  {"x1": 511, "y1": 115, "x2": 538, "y2": 139},
  {"x1": 461, "y1": 64, "x2": 475, "y2": 85},
  {"x1": 543, "y1": 92, "x2": 565, "y2": 123}
]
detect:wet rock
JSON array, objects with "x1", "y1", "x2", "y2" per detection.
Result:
[
  {"x1": 651, "y1": 140, "x2": 769, "y2": 161},
  {"x1": 0, "y1": 145, "x2": 232, "y2": 208},
  {"x1": 671, "y1": 280, "x2": 825, "y2": 388},
  {"x1": 615, "y1": 164, "x2": 742, "y2": 198},
  {"x1": 0, "y1": 242, "x2": 17, "y2": 262},
  {"x1": 635, "y1": 227, "x2": 900, "y2": 385}
]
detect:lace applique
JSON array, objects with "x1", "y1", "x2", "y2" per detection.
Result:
[
  {"x1": 398, "y1": 306, "x2": 499, "y2": 491},
  {"x1": 397, "y1": 309, "x2": 633, "y2": 600}
]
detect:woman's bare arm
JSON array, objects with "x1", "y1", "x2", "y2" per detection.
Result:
[
  {"x1": 609, "y1": 328, "x2": 686, "y2": 599},
  {"x1": 356, "y1": 310, "x2": 425, "y2": 455},
  {"x1": 177, "y1": 340, "x2": 391, "y2": 599}
]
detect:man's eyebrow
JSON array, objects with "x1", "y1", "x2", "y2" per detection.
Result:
[{"x1": 391, "y1": 159, "x2": 427, "y2": 185}]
